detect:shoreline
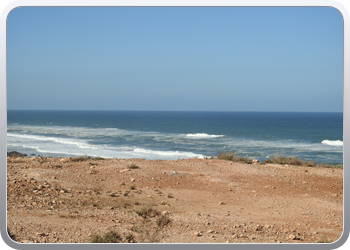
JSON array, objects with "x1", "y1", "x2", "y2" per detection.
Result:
[
  {"x1": 7, "y1": 150, "x2": 344, "y2": 168},
  {"x1": 7, "y1": 153, "x2": 343, "y2": 243}
]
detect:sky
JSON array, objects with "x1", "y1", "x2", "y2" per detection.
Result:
[{"x1": 6, "y1": 7, "x2": 343, "y2": 112}]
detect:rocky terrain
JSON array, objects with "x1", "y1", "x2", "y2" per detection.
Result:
[{"x1": 6, "y1": 155, "x2": 343, "y2": 244}]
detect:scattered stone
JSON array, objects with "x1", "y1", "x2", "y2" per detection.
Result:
[
  {"x1": 252, "y1": 159, "x2": 259, "y2": 164},
  {"x1": 219, "y1": 202, "x2": 225, "y2": 205},
  {"x1": 194, "y1": 232, "x2": 202, "y2": 237},
  {"x1": 289, "y1": 234, "x2": 296, "y2": 240},
  {"x1": 131, "y1": 178, "x2": 135, "y2": 182},
  {"x1": 161, "y1": 211, "x2": 169, "y2": 215}
]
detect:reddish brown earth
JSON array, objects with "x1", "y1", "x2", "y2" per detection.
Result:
[{"x1": 7, "y1": 156, "x2": 343, "y2": 244}]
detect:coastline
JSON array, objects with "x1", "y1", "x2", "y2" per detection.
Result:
[{"x1": 7, "y1": 154, "x2": 343, "y2": 243}]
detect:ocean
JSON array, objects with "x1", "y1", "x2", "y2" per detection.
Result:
[{"x1": 7, "y1": 110, "x2": 343, "y2": 165}]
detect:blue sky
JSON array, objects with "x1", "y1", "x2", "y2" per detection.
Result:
[{"x1": 7, "y1": 7, "x2": 343, "y2": 112}]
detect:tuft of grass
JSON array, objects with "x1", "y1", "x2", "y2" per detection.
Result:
[
  {"x1": 156, "y1": 214, "x2": 171, "y2": 228},
  {"x1": 52, "y1": 165, "x2": 62, "y2": 168},
  {"x1": 7, "y1": 228, "x2": 16, "y2": 242},
  {"x1": 217, "y1": 151, "x2": 252, "y2": 164},
  {"x1": 70, "y1": 155, "x2": 91, "y2": 162},
  {"x1": 125, "y1": 233, "x2": 137, "y2": 243},
  {"x1": 136, "y1": 205, "x2": 161, "y2": 219},
  {"x1": 128, "y1": 164, "x2": 140, "y2": 169},
  {"x1": 262, "y1": 154, "x2": 310, "y2": 166},
  {"x1": 94, "y1": 156, "x2": 105, "y2": 160},
  {"x1": 91, "y1": 230, "x2": 122, "y2": 243},
  {"x1": 316, "y1": 237, "x2": 333, "y2": 243}
]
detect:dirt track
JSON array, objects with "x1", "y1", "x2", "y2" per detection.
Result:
[{"x1": 7, "y1": 156, "x2": 343, "y2": 243}]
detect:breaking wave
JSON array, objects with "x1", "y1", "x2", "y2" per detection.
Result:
[{"x1": 321, "y1": 140, "x2": 343, "y2": 146}]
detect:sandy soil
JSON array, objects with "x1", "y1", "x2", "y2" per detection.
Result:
[{"x1": 6, "y1": 156, "x2": 343, "y2": 244}]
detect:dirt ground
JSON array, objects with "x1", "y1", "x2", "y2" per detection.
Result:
[{"x1": 6, "y1": 156, "x2": 343, "y2": 244}]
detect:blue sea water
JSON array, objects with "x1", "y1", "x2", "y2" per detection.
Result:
[{"x1": 7, "y1": 110, "x2": 343, "y2": 165}]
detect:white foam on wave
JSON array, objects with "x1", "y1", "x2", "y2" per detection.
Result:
[
  {"x1": 7, "y1": 133, "x2": 96, "y2": 150},
  {"x1": 186, "y1": 133, "x2": 224, "y2": 139},
  {"x1": 224, "y1": 137, "x2": 343, "y2": 153},
  {"x1": 133, "y1": 148, "x2": 204, "y2": 159},
  {"x1": 321, "y1": 140, "x2": 343, "y2": 146},
  {"x1": 7, "y1": 132, "x2": 204, "y2": 160}
]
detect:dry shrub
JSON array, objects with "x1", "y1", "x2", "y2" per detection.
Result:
[
  {"x1": 91, "y1": 230, "x2": 122, "y2": 243},
  {"x1": 70, "y1": 156, "x2": 91, "y2": 162},
  {"x1": 127, "y1": 164, "x2": 140, "y2": 169},
  {"x1": 156, "y1": 214, "x2": 171, "y2": 228},
  {"x1": 132, "y1": 203, "x2": 171, "y2": 243},
  {"x1": 217, "y1": 151, "x2": 252, "y2": 164}
]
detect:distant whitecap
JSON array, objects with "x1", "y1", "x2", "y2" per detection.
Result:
[
  {"x1": 186, "y1": 133, "x2": 224, "y2": 139},
  {"x1": 321, "y1": 140, "x2": 343, "y2": 146}
]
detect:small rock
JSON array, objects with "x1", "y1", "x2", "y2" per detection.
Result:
[
  {"x1": 219, "y1": 202, "x2": 225, "y2": 205},
  {"x1": 289, "y1": 234, "x2": 296, "y2": 240},
  {"x1": 37, "y1": 185, "x2": 43, "y2": 190},
  {"x1": 60, "y1": 190, "x2": 65, "y2": 194},
  {"x1": 252, "y1": 159, "x2": 259, "y2": 164},
  {"x1": 161, "y1": 211, "x2": 169, "y2": 215},
  {"x1": 193, "y1": 232, "x2": 202, "y2": 237},
  {"x1": 131, "y1": 178, "x2": 135, "y2": 182}
]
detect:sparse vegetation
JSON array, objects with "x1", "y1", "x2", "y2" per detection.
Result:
[
  {"x1": 156, "y1": 214, "x2": 171, "y2": 228},
  {"x1": 262, "y1": 154, "x2": 340, "y2": 168},
  {"x1": 262, "y1": 154, "x2": 310, "y2": 166},
  {"x1": 70, "y1": 156, "x2": 91, "y2": 162},
  {"x1": 217, "y1": 151, "x2": 253, "y2": 164},
  {"x1": 136, "y1": 204, "x2": 160, "y2": 219},
  {"x1": 316, "y1": 237, "x2": 333, "y2": 243},
  {"x1": 128, "y1": 164, "x2": 140, "y2": 169},
  {"x1": 7, "y1": 228, "x2": 16, "y2": 242},
  {"x1": 94, "y1": 156, "x2": 105, "y2": 160},
  {"x1": 132, "y1": 203, "x2": 171, "y2": 243},
  {"x1": 218, "y1": 151, "x2": 342, "y2": 168},
  {"x1": 91, "y1": 230, "x2": 123, "y2": 243}
]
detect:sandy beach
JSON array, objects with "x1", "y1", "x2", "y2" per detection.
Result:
[{"x1": 7, "y1": 155, "x2": 343, "y2": 244}]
